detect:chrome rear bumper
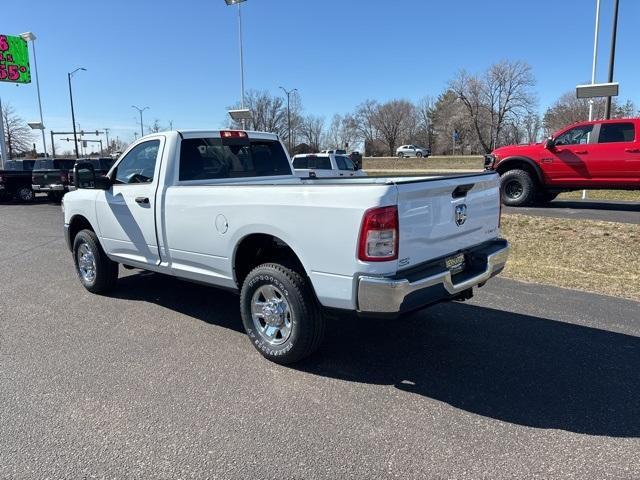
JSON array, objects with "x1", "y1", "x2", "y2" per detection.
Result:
[{"x1": 357, "y1": 240, "x2": 509, "y2": 314}]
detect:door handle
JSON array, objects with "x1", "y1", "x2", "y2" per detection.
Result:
[
  {"x1": 135, "y1": 197, "x2": 149, "y2": 205},
  {"x1": 625, "y1": 148, "x2": 640, "y2": 153}
]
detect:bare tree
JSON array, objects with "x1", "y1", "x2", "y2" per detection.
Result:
[
  {"x1": 228, "y1": 90, "x2": 288, "y2": 138},
  {"x1": 543, "y1": 91, "x2": 637, "y2": 134},
  {"x1": 450, "y1": 60, "x2": 536, "y2": 153},
  {"x1": 371, "y1": 99, "x2": 416, "y2": 155},
  {"x1": 2, "y1": 103, "x2": 33, "y2": 159},
  {"x1": 299, "y1": 115, "x2": 325, "y2": 152},
  {"x1": 350, "y1": 100, "x2": 379, "y2": 154},
  {"x1": 147, "y1": 119, "x2": 166, "y2": 134}
]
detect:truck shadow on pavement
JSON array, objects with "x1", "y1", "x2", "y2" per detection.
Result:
[
  {"x1": 546, "y1": 200, "x2": 640, "y2": 211},
  {"x1": 110, "y1": 272, "x2": 639, "y2": 438},
  {"x1": 301, "y1": 302, "x2": 640, "y2": 438}
]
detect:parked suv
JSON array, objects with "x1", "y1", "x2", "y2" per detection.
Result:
[
  {"x1": 292, "y1": 153, "x2": 366, "y2": 178},
  {"x1": 485, "y1": 118, "x2": 640, "y2": 206},
  {"x1": 396, "y1": 145, "x2": 430, "y2": 158},
  {"x1": 32, "y1": 159, "x2": 77, "y2": 201},
  {"x1": 0, "y1": 160, "x2": 36, "y2": 202}
]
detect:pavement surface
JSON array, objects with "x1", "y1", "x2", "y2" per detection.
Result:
[
  {"x1": 504, "y1": 199, "x2": 640, "y2": 224},
  {"x1": 1, "y1": 202, "x2": 639, "y2": 479}
]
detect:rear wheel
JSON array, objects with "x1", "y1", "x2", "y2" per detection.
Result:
[
  {"x1": 500, "y1": 169, "x2": 536, "y2": 206},
  {"x1": 73, "y1": 229, "x2": 118, "y2": 294},
  {"x1": 48, "y1": 191, "x2": 64, "y2": 203},
  {"x1": 16, "y1": 187, "x2": 34, "y2": 203},
  {"x1": 240, "y1": 263, "x2": 325, "y2": 364},
  {"x1": 397, "y1": 152, "x2": 404, "y2": 158},
  {"x1": 536, "y1": 190, "x2": 559, "y2": 204}
]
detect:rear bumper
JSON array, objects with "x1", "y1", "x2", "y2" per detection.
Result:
[
  {"x1": 32, "y1": 184, "x2": 65, "y2": 192},
  {"x1": 357, "y1": 239, "x2": 509, "y2": 314}
]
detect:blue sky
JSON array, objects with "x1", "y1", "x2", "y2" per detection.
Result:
[{"x1": 2, "y1": 0, "x2": 639, "y2": 153}]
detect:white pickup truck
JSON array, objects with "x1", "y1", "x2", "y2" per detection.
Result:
[{"x1": 63, "y1": 130, "x2": 509, "y2": 364}]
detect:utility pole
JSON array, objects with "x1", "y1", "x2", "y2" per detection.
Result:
[
  {"x1": 279, "y1": 86, "x2": 297, "y2": 153},
  {"x1": 604, "y1": 0, "x2": 620, "y2": 119},
  {"x1": 0, "y1": 96, "x2": 7, "y2": 167},
  {"x1": 67, "y1": 67, "x2": 86, "y2": 159},
  {"x1": 104, "y1": 128, "x2": 110, "y2": 154},
  {"x1": 132, "y1": 105, "x2": 149, "y2": 137}
]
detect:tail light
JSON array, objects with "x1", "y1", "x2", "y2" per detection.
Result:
[
  {"x1": 498, "y1": 192, "x2": 503, "y2": 228},
  {"x1": 220, "y1": 130, "x2": 247, "y2": 138},
  {"x1": 358, "y1": 206, "x2": 399, "y2": 262}
]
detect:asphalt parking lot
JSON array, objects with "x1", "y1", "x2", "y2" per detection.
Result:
[
  {"x1": 1, "y1": 202, "x2": 639, "y2": 479},
  {"x1": 504, "y1": 199, "x2": 640, "y2": 224}
]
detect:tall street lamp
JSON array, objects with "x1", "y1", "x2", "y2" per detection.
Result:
[
  {"x1": 132, "y1": 105, "x2": 149, "y2": 137},
  {"x1": 604, "y1": 0, "x2": 620, "y2": 119},
  {"x1": 20, "y1": 32, "x2": 47, "y2": 157},
  {"x1": 279, "y1": 86, "x2": 297, "y2": 153},
  {"x1": 68, "y1": 67, "x2": 86, "y2": 159},
  {"x1": 224, "y1": 0, "x2": 247, "y2": 128}
]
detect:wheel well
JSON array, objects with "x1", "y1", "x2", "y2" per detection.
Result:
[
  {"x1": 496, "y1": 158, "x2": 543, "y2": 185},
  {"x1": 234, "y1": 234, "x2": 307, "y2": 289},
  {"x1": 69, "y1": 215, "x2": 94, "y2": 246}
]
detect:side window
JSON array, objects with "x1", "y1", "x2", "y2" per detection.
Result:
[
  {"x1": 292, "y1": 157, "x2": 308, "y2": 169},
  {"x1": 315, "y1": 157, "x2": 331, "y2": 169},
  {"x1": 343, "y1": 156, "x2": 356, "y2": 171},
  {"x1": 335, "y1": 156, "x2": 348, "y2": 170},
  {"x1": 598, "y1": 123, "x2": 635, "y2": 143},
  {"x1": 114, "y1": 140, "x2": 160, "y2": 184},
  {"x1": 554, "y1": 125, "x2": 594, "y2": 146}
]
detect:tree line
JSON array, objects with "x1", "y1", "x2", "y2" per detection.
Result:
[
  {"x1": 229, "y1": 59, "x2": 638, "y2": 156},
  {"x1": 3, "y1": 59, "x2": 638, "y2": 159}
]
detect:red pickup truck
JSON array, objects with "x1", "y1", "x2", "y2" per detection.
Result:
[{"x1": 485, "y1": 118, "x2": 640, "y2": 206}]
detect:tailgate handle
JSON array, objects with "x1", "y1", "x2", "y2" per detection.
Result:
[{"x1": 452, "y1": 184, "x2": 474, "y2": 199}]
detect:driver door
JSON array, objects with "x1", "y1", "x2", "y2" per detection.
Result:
[
  {"x1": 546, "y1": 124, "x2": 594, "y2": 185},
  {"x1": 95, "y1": 138, "x2": 164, "y2": 266}
]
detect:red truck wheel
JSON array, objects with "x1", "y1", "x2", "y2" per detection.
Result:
[{"x1": 500, "y1": 169, "x2": 536, "y2": 206}]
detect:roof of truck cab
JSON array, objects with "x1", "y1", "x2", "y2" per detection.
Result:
[{"x1": 176, "y1": 130, "x2": 279, "y2": 140}]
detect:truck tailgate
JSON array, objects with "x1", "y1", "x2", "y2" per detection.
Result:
[{"x1": 395, "y1": 173, "x2": 501, "y2": 269}]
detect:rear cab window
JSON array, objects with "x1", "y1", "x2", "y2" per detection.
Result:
[
  {"x1": 598, "y1": 123, "x2": 635, "y2": 143},
  {"x1": 179, "y1": 136, "x2": 291, "y2": 181}
]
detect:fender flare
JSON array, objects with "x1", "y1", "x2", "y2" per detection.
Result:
[{"x1": 496, "y1": 156, "x2": 544, "y2": 184}]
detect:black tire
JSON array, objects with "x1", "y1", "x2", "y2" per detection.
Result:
[
  {"x1": 240, "y1": 263, "x2": 325, "y2": 364},
  {"x1": 397, "y1": 152, "x2": 404, "y2": 158},
  {"x1": 500, "y1": 169, "x2": 536, "y2": 206},
  {"x1": 536, "y1": 190, "x2": 559, "y2": 204},
  {"x1": 48, "y1": 191, "x2": 64, "y2": 203},
  {"x1": 16, "y1": 186, "x2": 34, "y2": 203},
  {"x1": 416, "y1": 151, "x2": 423, "y2": 158},
  {"x1": 73, "y1": 229, "x2": 118, "y2": 294}
]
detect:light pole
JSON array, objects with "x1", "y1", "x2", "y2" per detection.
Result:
[
  {"x1": 132, "y1": 105, "x2": 149, "y2": 137},
  {"x1": 68, "y1": 67, "x2": 86, "y2": 159},
  {"x1": 604, "y1": 0, "x2": 620, "y2": 119},
  {"x1": 104, "y1": 128, "x2": 110, "y2": 154},
  {"x1": 588, "y1": 0, "x2": 601, "y2": 122},
  {"x1": 279, "y1": 86, "x2": 297, "y2": 153},
  {"x1": 224, "y1": 0, "x2": 247, "y2": 128},
  {"x1": 20, "y1": 32, "x2": 47, "y2": 157}
]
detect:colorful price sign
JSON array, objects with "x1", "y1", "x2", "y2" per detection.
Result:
[{"x1": 0, "y1": 34, "x2": 31, "y2": 84}]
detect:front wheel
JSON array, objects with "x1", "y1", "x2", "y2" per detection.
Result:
[
  {"x1": 16, "y1": 187, "x2": 34, "y2": 202},
  {"x1": 416, "y1": 152, "x2": 423, "y2": 158},
  {"x1": 73, "y1": 229, "x2": 119, "y2": 294},
  {"x1": 240, "y1": 263, "x2": 325, "y2": 364},
  {"x1": 500, "y1": 169, "x2": 536, "y2": 206}
]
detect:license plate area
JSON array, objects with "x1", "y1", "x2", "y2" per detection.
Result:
[{"x1": 445, "y1": 253, "x2": 466, "y2": 275}]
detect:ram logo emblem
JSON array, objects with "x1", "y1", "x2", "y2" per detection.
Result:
[{"x1": 455, "y1": 204, "x2": 467, "y2": 226}]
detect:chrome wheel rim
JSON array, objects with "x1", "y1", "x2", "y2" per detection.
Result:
[
  {"x1": 251, "y1": 285, "x2": 293, "y2": 346},
  {"x1": 77, "y1": 242, "x2": 96, "y2": 283}
]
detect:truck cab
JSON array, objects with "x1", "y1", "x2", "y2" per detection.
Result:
[{"x1": 486, "y1": 118, "x2": 640, "y2": 206}]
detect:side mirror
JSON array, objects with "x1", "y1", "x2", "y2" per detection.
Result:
[
  {"x1": 74, "y1": 162, "x2": 111, "y2": 190},
  {"x1": 544, "y1": 137, "x2": 555, "y2": 150}
]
